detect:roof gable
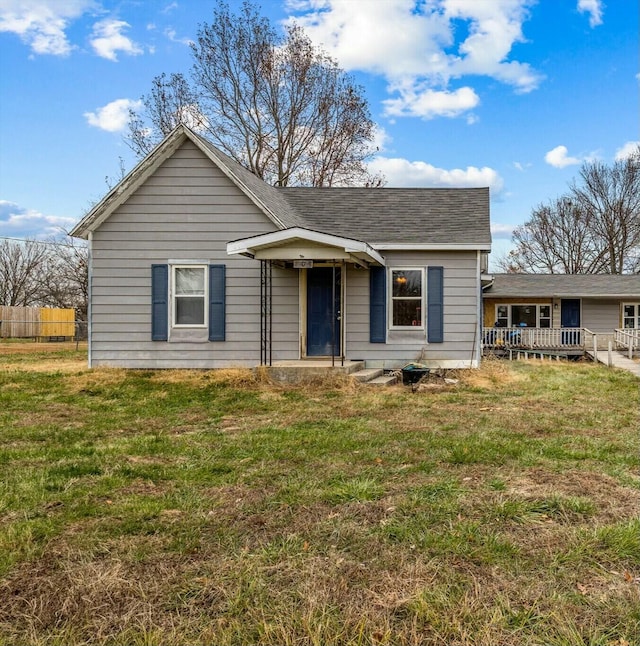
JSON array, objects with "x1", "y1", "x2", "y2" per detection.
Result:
[
  {"x1": 70, "y1": 125, "x2": 297, "y2": 239},
  {"x1": 71, "y1": 125, "x2": 491, "y2": 250}
]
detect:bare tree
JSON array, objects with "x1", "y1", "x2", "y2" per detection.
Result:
[
  {"x1": 498, "y1": 197, "x2": 607, "y2": 273},
  {"x1": 499, "y1": 147, "x2": 640, "y2": 274},
  {"x1": 127, "y1": 1, "x2": 382, "y2": 187},
  {"x1": 0, "y1": 239, "x2": 48, "y2": 306},
  {"x1": 37, "y1": 235, "x2": 89, "y2": 320},
  {"x1": 0, "y1": 237, "x2": 88, "y2": 317},
  {"x1": 127, "y1": 73, "x2": 203, "y2": 158},
  {"x1": 572, "y1": 148, "x2": 640, "y2": 274}
]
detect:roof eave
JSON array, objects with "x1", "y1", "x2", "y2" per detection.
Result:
[{"x1": 373, "y1": 242, "x2": 492, "y2": 251}]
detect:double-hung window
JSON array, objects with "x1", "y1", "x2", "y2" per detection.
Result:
[
  {"x1": 623, "y1": 303, "x2": 640, "y2": 329},
  {"x1": 495, "y1": 304, "x2": 551, "y2": 328},
  {"x1": 172, "y1": 265, "x2": 208, "y2": 327},
  {"x1": 391, "y1": 269, "x2": 423, "y2": 328}
]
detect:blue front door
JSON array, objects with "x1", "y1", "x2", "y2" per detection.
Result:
[
  {"x1": 561, "y1": 299, "x2": 580, "y2": 327},
  {"x1": 306, "y1": 267, "x2": 341, "y2": 356},
  {"x1": 561, "y1": 299, "x2": 581, "y2": 345}
]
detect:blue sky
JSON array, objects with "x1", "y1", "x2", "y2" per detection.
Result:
[{"x1": 0, "y1": 0, "x2": 638, "y2": 267}]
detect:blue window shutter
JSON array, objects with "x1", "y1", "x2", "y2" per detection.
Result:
[
  {"x1": 370, "y1": 266, "x2": 386, "y2": 343},
  {"x1": 209, "y1": 264, "x2": 226, "y2": 342},
  {"x1": 427, "y1": 266, "x2": 444, "y2": 343},
  {"x1": 151, "y1": 264, "x2": 168, "y2": 341}
]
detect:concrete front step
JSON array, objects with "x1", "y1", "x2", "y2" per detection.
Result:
[
  {"x1": 260, "y1": 361, "x2": 401, "y2": 385},
  {"x1": 350, "y1": 367, "x2": 399, "y2": 386},
  {"x1": 351, "y1": 368, "x2": 384, "y2": 383},
  {"x1": 366, "y1": 374, "x2": 398, "y2": 386},
  {"x1": 264, "y1": 360, "x2": 365, "y2": 383}
]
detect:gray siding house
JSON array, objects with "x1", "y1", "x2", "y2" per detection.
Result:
[{"x1": 71, "y1": 125, "x2": 491, "y2": 370}]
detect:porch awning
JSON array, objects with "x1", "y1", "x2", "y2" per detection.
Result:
[{"x1": 226, "y1": 227, "x2": 386, "y2": 267}]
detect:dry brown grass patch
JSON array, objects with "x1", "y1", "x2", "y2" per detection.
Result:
[
  {"x1": 0, "y1": 358, "x2": 87, "y2": 373},
  {"x1": 10, "y1": 402, "x2": 84, "y2": 430},
  {"x1": 149, "y1": 368, "x2": 262, "y2": 388},
  {"x1": 505, "y1": 468, "x2": 640, "y2": 521},
  {"x1": 0, "y1": 341, "x2": 87, "y2": 355},
  {"x1": 65, "y1": 368, "x2": 129, "y2": 393},
  {"x1": 455, "y1": 356, "x2": 523, "y2": 389}
]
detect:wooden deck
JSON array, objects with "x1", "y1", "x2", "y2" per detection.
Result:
[
  {"x1": 482, "y1": 327, "x2": 639, "y2": 359},
  {"x1": 482, "y1": 327, "x2": 587, "y2": 352}
]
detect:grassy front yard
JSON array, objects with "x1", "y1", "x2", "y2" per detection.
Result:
[{"x1": 0, "y1": 346, "x2": 638, "y2": 645}]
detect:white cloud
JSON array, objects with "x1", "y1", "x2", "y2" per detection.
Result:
[
  {"x1": 0, "y1": 200, "x2": 76, "y2": 238},
  {"x1": 491, "y1": 223, "x2": 516, "y2": 239},
  {"x1": 164, "y1": 27, "x2": 193, "y2": 46},
  {"x1": 90, "y1": 19, "x2": 143, "y2": 61},
  {"x1": 175, "y1": 104, "x2": 209, "y2": 132},
  {"x1": 288, "y1": 0, "x2": 543, "y2": 120},
  {"x1": 369, "y1": 156, "x2": 504, "y2": 196},
  {"x1": 544, "y1": 145, "x2": 583, "y2": 168},
  {"x1": 0, "y1": 0, "x2": 96, "y2": 56},
  {"x1": 161, "y1": 2, "x2": 179, "y2": 14},
  {"x1": 84, "y1": 98, "x2": 142, "y2": 132},
  {"x1": 443, "y1": 0, "x2": 542, "y2": 93},
  {"x1": 289, "y1": 0, "x2": 452, "y2": 78},
  {"x1": 577, "y1": 0, "x2": 603, "y2": 27},
  {"x1": 614, "y1": 141, "x2": 640, "y2": 161},
  {"x1": 370, "y1": 125, "x2": 390, "y2": 153},
  {"x1": 383, "y1": 86, "x2": 479, "y2": 120}
]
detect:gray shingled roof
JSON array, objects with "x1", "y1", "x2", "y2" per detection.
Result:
[
  {"x1": 192, "y1": 130, "x2": 490, "y2": 246},
  {"x1": 279, "y1": 187, "x2": 491, "y2": 245},
  {"x1": 485, "y1": 274, "x2": 640, "y2": 297}
]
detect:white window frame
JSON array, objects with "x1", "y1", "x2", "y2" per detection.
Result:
[
  {"x1": 494, "y1": 303, "x2": 552, "y2": 328},
  {"x1": 171, "y1": 264, "x2": 208, "y2": 328},
  {"x1": 622, "y1": 302, "x2": 640, "y2": 329},
  {"x1": 389, "y1": 267, "x2": 425, "y2": 330}
]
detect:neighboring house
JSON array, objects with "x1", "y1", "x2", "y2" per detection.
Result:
[
  {"x1": 71, "y1": 125, "x2": 491, "y2": 370},
  {"x1": 482, "y1": 273, "x2": 640, "y2": 353}
]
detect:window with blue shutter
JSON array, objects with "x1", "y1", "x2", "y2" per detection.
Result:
[
  {"x1": 152, "y1": 263, "x2": 226, "y2": 342},
  {"x1": 370, "y1": 266, "x2": 386, "y2": 343},
  {"x1": 427, "y1": 266, "x2": 444, "y2": 343},
  {"x1": 151, "y1": 264, "x2": 168, "y2": 341},
  {"x1": 208, "y1": 264, "x2": 226, "y2": 342}
]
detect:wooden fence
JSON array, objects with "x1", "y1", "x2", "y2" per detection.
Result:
[{"x1": 0, "y1": 306, "x2": 76, "y2": 339}]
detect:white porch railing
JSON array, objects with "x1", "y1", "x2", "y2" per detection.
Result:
[
  {"x1": 482, "y1": 327, "x2": 584, "y2": 349},
  {"x1": 615, "y1": 328, "x2": 640, "y2": 359}
]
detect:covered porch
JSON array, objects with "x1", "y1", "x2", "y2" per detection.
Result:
[{"x1": 227, "y1": 228, "x2": 385, "y2": 367}]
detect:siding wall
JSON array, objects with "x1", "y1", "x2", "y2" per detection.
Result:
[
  {"x1": 90, "y1": 140, "x2": 482, "y2": 369},
  {"x1": 581, "y1": 299, "x2": 621, "y2": 334},
  {"x1": 345, "y1": 251, "x2": 480, "y2": 369},
  {"x1": 90, "y1": 139, "x2": 299, "y2": 368}
]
